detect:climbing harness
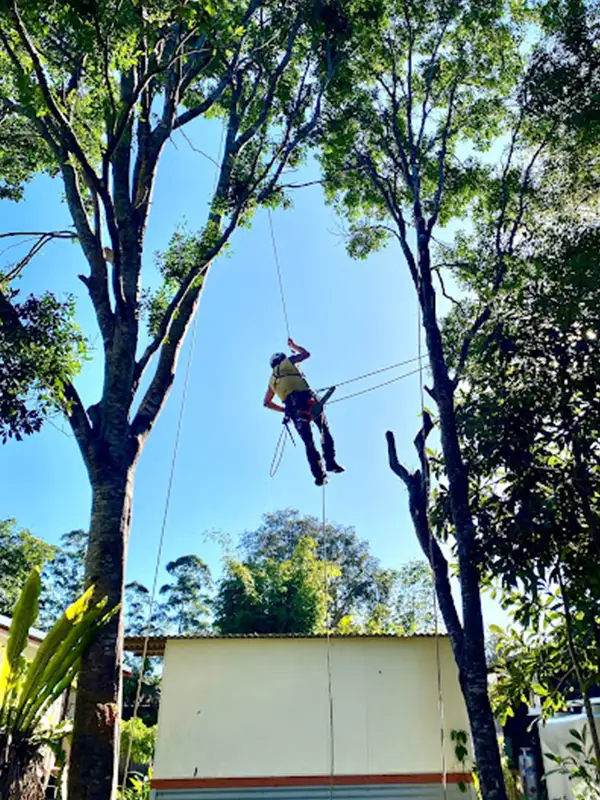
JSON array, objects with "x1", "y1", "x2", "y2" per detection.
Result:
[{"x1": 268, "y1": 365, "x2": 425, "y2": 478}]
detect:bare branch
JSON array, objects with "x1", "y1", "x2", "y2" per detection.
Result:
[
  {"x1": 60, "y1": 162, "x2": 114, "y2": 344},
  {"x1": 233, "y1": 14, "x2": 303, "y2": 154},
  {"x1": 0, "y1": 231, "x2": 76, "y2": 282},
  {"x1": 178, "y1": 128, "x2": 220, "y2": 167},
  {"x1": 9, "y1": 2, "x2": 103, "y2": 196},
  {"x1": 0, "y1": 230, "x2": 76, "y2": 241},
  {"x1": 386, "y1": 429, "x2": 411, "y2": 482},
  {"x1": 386, "y1": 429, "x2": 464, "y2": 657},
  {"x1": 432, "y1": 265, "x2": 460, "y2": 305},
  {"x1": 416, "y1": 3, "x2": 457, "y2": 149},
  {"x1": 427, "y1": 80, "x2": 458, "y2": 235}
]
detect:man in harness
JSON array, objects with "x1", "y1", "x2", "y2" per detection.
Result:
[{"x1": 264, "y1": 338, "x2": 344, "y2": 486}]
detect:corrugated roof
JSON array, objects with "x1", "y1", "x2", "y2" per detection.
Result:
[{"x1": 123, "y1": 632, "x2": 445, "y2": 657}]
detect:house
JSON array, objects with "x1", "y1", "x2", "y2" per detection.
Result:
[
  {"x1": 124, "y1": 632, "x2": 472, "y2": 799},
  {"x1": 0, "y1": 612, "x2": 47, "y2": 658}
]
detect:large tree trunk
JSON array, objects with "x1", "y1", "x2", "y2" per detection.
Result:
[
  {"x1": 418, "y1": 242, "x2": 508, "y2": 800},
  {"x1": 68, "y1": 465, "x2": 135, "y2": 800}
]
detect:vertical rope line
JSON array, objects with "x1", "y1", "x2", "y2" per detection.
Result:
[
  {"x1": 418, "y1": 304, "x2": 447, "y2": 799},
  {"x1": 122, "y1": 123, "x2": 226, "y2": 789},
  {"x1": 122, "y1": 309, "x2": 200, "y2": 786},
  {"x1": 323, "y1": 484, "x2": 335, "y2": 799},
  {"x1": 268, "y1": 209, "x2": 291, "y2": 340}
]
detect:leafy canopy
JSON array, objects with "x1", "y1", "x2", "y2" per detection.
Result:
[{"x1": 0, "y1": 519, "x2": 55, "y2": 616}]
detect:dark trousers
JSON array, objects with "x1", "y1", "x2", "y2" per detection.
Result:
[{"x1": 285, "y1": 390, "x2": 337, "y2": 481}]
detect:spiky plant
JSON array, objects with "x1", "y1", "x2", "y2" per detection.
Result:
[{"x1": 0, "y1": 568, "x2": 115, "y2": 800}]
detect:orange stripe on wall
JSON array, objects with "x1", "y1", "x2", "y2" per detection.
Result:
[{"x1": 152, "y1": 773, "x2": 473, "y2": 790}]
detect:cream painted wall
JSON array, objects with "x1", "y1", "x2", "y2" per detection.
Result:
[
  {"x1": 0, "y1": 624, "x2": 68, "y2": 731},
  {"x1": 154, "y1": 637, "x2": 470, "y2": 780},
  {"x1": 0, "y1": 625, "x2": 42, "y2": 661}
]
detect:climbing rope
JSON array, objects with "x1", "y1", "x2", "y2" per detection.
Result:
[
  {"x1": 418, "y1": 305, "x2": 448, "y2": 797},
  {"x1": 268, "y1": 209, "x2": 291, "y2": 340},
  {"x1": 269, "y1": 419, "x2": 296, "y2": 478},
  {"x1": 122, "y1": 124, "x2": 226, "y2": 789},
  {"x1": 322, "y1": 484, "x2": 335, "y2": 800},
  {"x1": 122, "y1": 308, "x2": 200, "y2": 787},
  {"x1": 318, "y1": 353, "x2": 425, "y2": 392},
  {"x1": 328, "y1": 365, "x2": 424, "y2": 405}
]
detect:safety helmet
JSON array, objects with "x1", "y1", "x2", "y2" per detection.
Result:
[{"x1": 270, "y1": 352, "x2": 286, "y2": 369}]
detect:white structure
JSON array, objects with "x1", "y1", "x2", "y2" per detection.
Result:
[
  {"x1": 125, "y1": 633, "x2": 472, "y2": 800},
  {"x1": 539, "y1": 702, "x2": 600, "y2": 800}
]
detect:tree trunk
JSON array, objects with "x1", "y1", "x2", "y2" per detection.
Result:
[
  {"x1": 417, "y1": 242, "x2": 508, "y2": 800},
  {"x1": 0, "y1": 737, "x2": 44, "y2": 800},
  {"x1": 68, "y1": 466, "x2": 134, "y2": 800}
]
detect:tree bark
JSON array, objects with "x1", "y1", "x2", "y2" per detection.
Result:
[
  {"x1": 417, "y1": 232, "x2": 506, "y2": 800},
  {"x1": 68, "y1": 465, "x2": 135, "y2": 800},
  {"x1": 422, "y1": 322, "x2": 507, "y2": 800}
]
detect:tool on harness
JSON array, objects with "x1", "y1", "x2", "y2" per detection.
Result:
[
  {"x1": 298, "y1": 386, "x2": 335, "y2": 422},
  {"x1": 303, "y1": 386, "x2": 336, "y2": 421}
]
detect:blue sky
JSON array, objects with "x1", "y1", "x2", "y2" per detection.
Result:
[{"x1": 0, "y1": 118, "x2": 506, "y2": 628}]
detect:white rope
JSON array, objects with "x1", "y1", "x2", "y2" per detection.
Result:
[
  {"x1": 121, "y1": 124, "x2": 225, "y2": 788},
  {"x1": 418, "y1": 304, "x2": 448, "y2": 798},
  {"x1": 122, "y1": 309, "x2": 200, "y2": 785},
  {"x1": 268, "y1": 209, "x2": 291, "y2": 341},
  {"x1": 322, "y1": 484, "x2": 335, "y2": 800}
]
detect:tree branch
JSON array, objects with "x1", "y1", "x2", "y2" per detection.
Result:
[
  {"x1": 427, "y1": 80, "x2": 458, "y2": 235},
  {"x1": 131, "y1": 279, "x2": 203, "y2": 443},
  {"x1": 60, "y1": 162, "x2": 114, "y2": 345},
  {"x1": 454, "y1": 121, "x2": 550, "y2": 384},
  {"x1": 9, "y1": 1, "x2": 103, "y2": 196},
  {"x1": 386, "y1": 429, "x2": 464, "y2": 659},
  {"x1": 233, "y1": 14, "x2": 302, "y2": 154},
  {"x1": 0, "y1": 231, "x2": 76, "y2": 282}
]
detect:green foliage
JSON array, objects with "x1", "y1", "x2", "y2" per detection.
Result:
[
  {"x1": 0, "y1": 519, "x2": 55, "y2": 617},
  {"x1": 0, "y1": 569, "x2": 115, "y2": 799},
  {"x1": 544, "y1": 726, "x2": 600, "y2": 800},
  {"x1": 159, "y1": 555, "x2": 212, "y2": 635},
  {"x1": 214, "y1": 536, "x2": 335, "y2": 634},
  {"x1": 392, "y1": 560, "x2": 436, "y2": 634},
  {"x1": 0, "y1": 291, "x2": 86, "y2": 442},
  {"x1": 38, "y1": 530, "x2": 87, "y2": 630},
  {"x1": 320, "y1": 0, "x2": 526, "y2": 259},
  {"x1": 120, "y1": 718, "x2": 157, "y2": 767},
  {"x1": 239, "y1": 509, "x2": 398, "y2": 628},
  {"x1": 117, "y1": 770, "x2": 152, "y2": 800},
  {"x1": 490, "y1": 581, "x2": 599, "y2": 729}
]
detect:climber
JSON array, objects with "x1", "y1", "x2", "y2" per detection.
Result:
[{"x1": 264, "y1": 338, "x2": 344, "y2": 486}]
